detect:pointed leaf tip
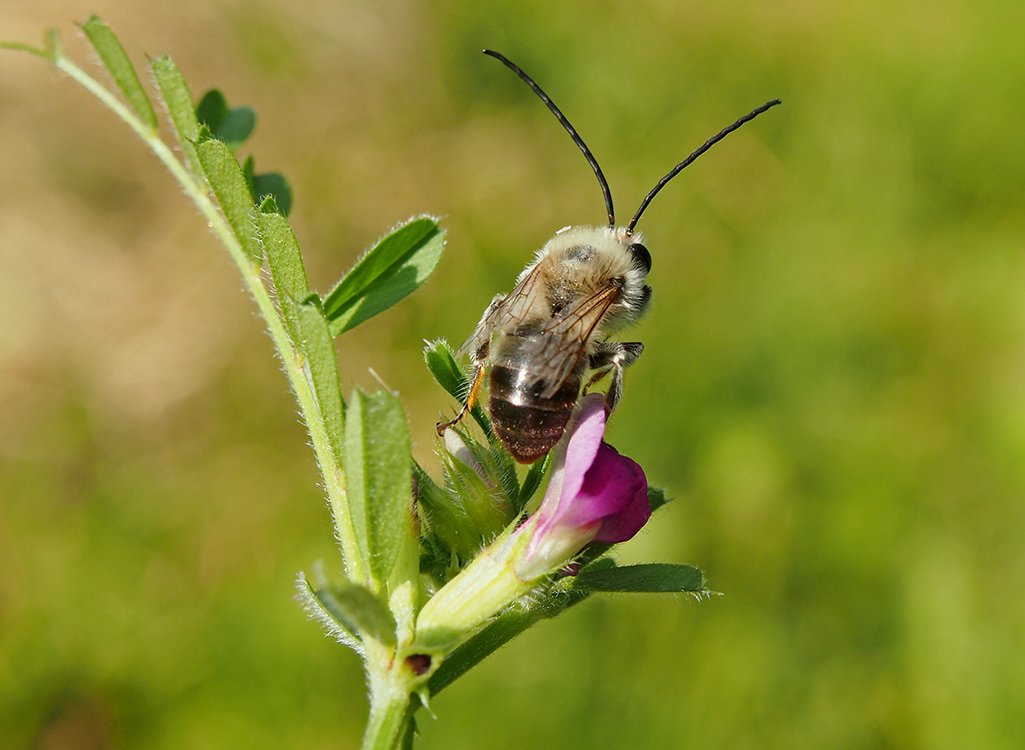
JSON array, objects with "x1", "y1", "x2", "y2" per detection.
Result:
[
  {"x1": 258, "y1": 210, "x2": 310, "y2": 341},
  {"x1": 344, "y1": 389, "x2": 414, "y2": 590},
  {"x1": 80, "y1": 17, "x2": 158, "y2": 130},
  {"x1": 150, "y1": 56, "x2": 202, "y2": 174},
  {"x1": 300, "y1": 573, "x2": 397, "y2": 646},
  {"x1": 196, "y1": 138, "x2": 262, "y2": 263},
  {"x1": 323, "y1": 217, "x2": 445, "y2": 337}
]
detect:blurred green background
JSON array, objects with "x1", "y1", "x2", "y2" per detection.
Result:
[{"x1": 2, "y1": 1, "x2": 1024, "y2": 748}]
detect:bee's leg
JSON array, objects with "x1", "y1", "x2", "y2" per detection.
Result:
[
  {"x1": 435, "y1": 349, "x2": 489, "y2": 436},
  {"x1": 586, "y1": 341, "x2": 644, "y2": 410},
  {"x1": 581, "y1": 368, "x2": 611, "y2": 394}
]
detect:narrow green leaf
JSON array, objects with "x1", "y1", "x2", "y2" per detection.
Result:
[
  {"x1": 415, "y1": 463, "x2": 479, "y2": 560},
  {"x1": 344, "y1": 390, "x2": 413, "y2": 589},
  {"x1": 80, "y1": 17, "x2": 158, "y2": 130},
  {"x1": 423, "y1": 339, "x2": 463, "y2": 396},
  {"x1": 196, "y1": 138, "x2": 262, "y2": 263},
  {"x1": 423, "y1": 339, "x2": 491, "y2": 435},
  {"x1": 299, "y1": 572, "x2": 396, "y2": 646},
  {"x1": 149, "y1": 56, "x2": 202, "y2": 175},
  {"x1": 572, "y1": 563, "x2": 706, "y2": 594},
  {"x1": 296, "y1": 571, "x2": 362, "y2": 654},
  {"x1": 296, "y1": 301, "x2": 345, "y2": 459},
  {"x1": 196, "y1": 89, "x2": 256, "y2": 149},
  {"x1": 257, "y1": 212, "x2": 310, "y2": 342},
  {"x1": 324, "y1": 217, "x2": 445, "y2": 337}
]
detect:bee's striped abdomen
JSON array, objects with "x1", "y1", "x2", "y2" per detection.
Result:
[{"x1": 488, "y1": 333, "x2": 583, "y2": 463}]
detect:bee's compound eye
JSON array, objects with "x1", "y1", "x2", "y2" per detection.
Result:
[{"x1": 628, "y1": 243, "x2": 651, "y2": 273}]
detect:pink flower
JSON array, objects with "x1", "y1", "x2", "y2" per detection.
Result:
[
  {"x1": 516, "y1": 394, "x2": 651, "y2": 579},
  {"x1": 414, "y1": 395, "x2": 652, "y2": 649}
]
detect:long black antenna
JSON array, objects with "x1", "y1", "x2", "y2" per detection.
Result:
[
  {"x1": 627, "y1": 98, "x2": 782, "y2": 233},
  {"x1": 483, "y1": 50, "x2": 616, "y2": 228}
]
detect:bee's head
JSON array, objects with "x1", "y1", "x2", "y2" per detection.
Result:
[{"x1": 543, "y1": 225, "x2": 653, "y2": 331}]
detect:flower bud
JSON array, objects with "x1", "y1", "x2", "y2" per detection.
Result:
[{"x1": 417, "y1": 428, "x2": 515, "y2": 559}]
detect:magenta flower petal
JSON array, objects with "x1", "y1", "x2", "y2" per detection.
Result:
[
  {"x1": 517, "y1": 394, "x2": 652, "y2": 579},
  {"x1": 534, "y1": 394, "x2": 607, "y2": 531},
  {"x1": 556, "y1": 394, "x2": 608, "y2": 501},
  {"x1": 592, "y1": 447, "x2": 649, "y2": 543},
  {"x1": 559, "y1": 441, "x2": 648, "y2": 537}
]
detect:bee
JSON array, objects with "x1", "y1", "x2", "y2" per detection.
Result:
[{"x1": 439, "y1": 50, "x2": 780, "y2": 463}]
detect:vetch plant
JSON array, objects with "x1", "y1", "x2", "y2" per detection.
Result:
[{"x1": 3, "y1": 20, "x2": 708, "y2": 749}]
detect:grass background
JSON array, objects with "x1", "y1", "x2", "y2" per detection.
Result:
[{"x1": 2, "y1": 1, "x2": 1024, "y2": 748}]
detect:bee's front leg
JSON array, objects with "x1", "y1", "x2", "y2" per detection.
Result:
[{"x1": 585, "y1": 341, "x2": 644, "y2": 410}]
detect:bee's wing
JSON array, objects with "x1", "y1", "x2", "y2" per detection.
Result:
[
  {"x1": 458, "y1": 261, "x2": 548, "y2": 360},
  {"x1": 525, "y1": 283, "x2": 622, "y2": 400}
]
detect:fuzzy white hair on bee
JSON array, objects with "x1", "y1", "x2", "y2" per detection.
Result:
[
  {"x1": 523, "y1": 225, "x2": 652, "y2": 336},
  {"x1": 437, "y1": 51, "x2": 780, "y2": 464}
]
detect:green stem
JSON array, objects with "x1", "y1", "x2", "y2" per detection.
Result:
[
  {"x1": 48, "y1": 50, "x2": 365, "y2": 584},
  {"x1": 362, "y1": 645, "x2": 414, "y2": 750},
  {"x1": 0, "y1": 41, "x2": 51, "y2": 58}
]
